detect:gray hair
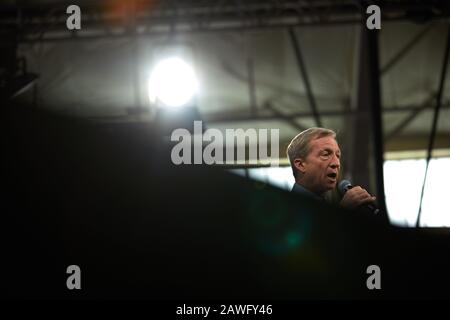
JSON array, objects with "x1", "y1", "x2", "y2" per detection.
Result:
[{"x1": 287, "y1": 127, "x2": 336, "y2": 178}]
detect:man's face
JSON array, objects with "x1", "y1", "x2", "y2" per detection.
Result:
[{"x1": 295, "y1": 136, "x2": 341, "y2": 195}]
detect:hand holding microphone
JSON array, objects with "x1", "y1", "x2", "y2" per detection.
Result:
[{"x1": 338, "y1": 180, "x2": 379, "y2": 215}]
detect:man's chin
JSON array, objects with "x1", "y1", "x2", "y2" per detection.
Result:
[{"x1": 326, "y1": 179, "x2": 337, "y2": 188}]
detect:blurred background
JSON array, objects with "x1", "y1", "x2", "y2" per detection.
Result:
[{"x1": 1, "y1": 0, "x2": 450, "y2": 227}]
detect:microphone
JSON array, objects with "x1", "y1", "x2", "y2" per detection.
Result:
[{"x1": 337, "y1": 180, "x2": 380, "y2": 215}]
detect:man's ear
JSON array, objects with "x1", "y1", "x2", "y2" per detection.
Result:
[{"x1": 293, "y1": 158, "x2": 306, "y2": 174}]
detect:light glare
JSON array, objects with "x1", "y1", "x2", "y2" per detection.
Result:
[{"x1": 148, "y1": 57, "x2": 198, "y2": 108}]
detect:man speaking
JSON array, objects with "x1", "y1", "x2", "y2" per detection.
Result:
[{"x1": 287, "y1": 127, "x2": 377, "y2": 211}]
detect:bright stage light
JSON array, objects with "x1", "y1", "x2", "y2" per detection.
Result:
[{"x1": 148, "y1": 57, "x2": 198, "y2": 108}]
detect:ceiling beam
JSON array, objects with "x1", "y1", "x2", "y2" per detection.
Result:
[
  {"x1": 288, "y1": 27, "x2": 322, "y2": 127},
  {"x1": 384, "y1": 94, "x2": 436, "y2": 142},
  {"x1": 2, "y1": 0, "x2": 449, "y2": 42},
  {"x1": 380, "y1": 23, "x2": 435, "y2": 76},
  {"x1": 202, "y1": 103, "x2": 450, "y2": 123}
]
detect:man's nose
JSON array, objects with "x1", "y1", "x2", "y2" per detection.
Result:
[{"x1": 330, "y1": 155, "x2": 340, "y2": 169}]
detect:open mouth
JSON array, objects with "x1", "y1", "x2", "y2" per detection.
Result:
[{"x1": 327, "y1": 172, "x2": 337, "y2": 180}]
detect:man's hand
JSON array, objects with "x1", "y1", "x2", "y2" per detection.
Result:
[{"x1": 340, "y1": 186, "x2": 376, "y2": 210}]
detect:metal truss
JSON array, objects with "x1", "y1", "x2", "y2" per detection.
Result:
[{"x1": 0, "y1": 0, "x2": 449, "y2": 42}]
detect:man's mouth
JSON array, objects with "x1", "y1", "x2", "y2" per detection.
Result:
[{"x1": 327, "y1": 172, "x2": 337, "y2": 180}]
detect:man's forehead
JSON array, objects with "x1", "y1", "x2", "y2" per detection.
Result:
[{"x1": 311, "y1": 136, "x2": 340, "y2": 150}]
